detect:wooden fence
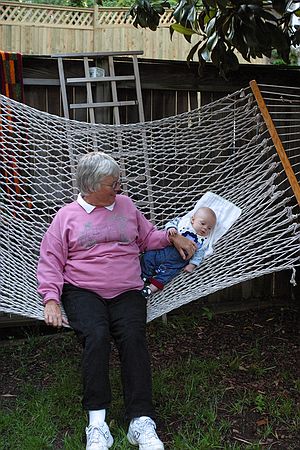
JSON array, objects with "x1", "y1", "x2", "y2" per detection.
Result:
[
  {"x1": 0, "y1": 1, "x2": 269, "y2": 64},
  {"x1": 0, "y1": 1, "x2": 194, "y2": 59}
]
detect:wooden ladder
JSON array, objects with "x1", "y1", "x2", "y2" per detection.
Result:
[
  {"x1": 51, "y1": 50, "x2": 153, "y2": 210},
  {"x1": 51, "y1": 50, "x2": 145, "y2": 125}
]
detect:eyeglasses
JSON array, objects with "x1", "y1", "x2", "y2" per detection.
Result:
[{"x1": 101, "y1": 179, "x2": 121, "y2": 191}]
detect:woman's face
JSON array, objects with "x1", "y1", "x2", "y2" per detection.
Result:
[{"x1": 84, "y1": 175, "x2": 121, "y2": 207}]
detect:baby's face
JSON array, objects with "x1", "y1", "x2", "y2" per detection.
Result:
[{"x1": 191, "y1": 211, "x2": 215, "y2": 237}]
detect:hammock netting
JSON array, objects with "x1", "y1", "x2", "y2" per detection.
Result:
[{"x1": 0, "y1": 83, "x2": 299, "y2": 323}]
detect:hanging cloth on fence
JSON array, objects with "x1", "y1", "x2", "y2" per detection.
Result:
[
  {"x1": 0, "y1": 51, "x2": 24, "y2": 102},
  {"x1": 0, "y1": 52, "x2": 31, "y2": 212}
]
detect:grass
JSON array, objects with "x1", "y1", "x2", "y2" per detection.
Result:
[{"x1": 0, "y1": 306, "x2": 299, "y2": 449}]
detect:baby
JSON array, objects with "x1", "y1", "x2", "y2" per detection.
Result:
[{"x1": 141, "y1": 206, "x2": 217, "y2": 297}]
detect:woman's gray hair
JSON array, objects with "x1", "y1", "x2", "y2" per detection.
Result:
[{"x1": 76, "y1": 151, "x2": 120, "y2": 195}]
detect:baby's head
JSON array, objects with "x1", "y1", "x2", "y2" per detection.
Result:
[{"x1": 191, "y1": 207, "x2": 216, "y2": 237}]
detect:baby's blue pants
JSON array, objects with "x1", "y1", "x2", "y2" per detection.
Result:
[{"x1": 141, "y1": 246, "x2": 187, "y2": 287}]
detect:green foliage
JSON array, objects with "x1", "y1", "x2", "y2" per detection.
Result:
[
  {"x1": 271, "y1": 46, "x2": 300, "y2": 65},
  {"x1": 201, "y1": 306, "x2": 214, "y2": 320},
  {"x1": 254, "y1": 393, "x2": 266, "y2": 413},
  {"x1": 128, "y1": 0, "x2": 300, "y2": 77},
  {"x1": 19, "y1": 0, "x2": 94, "y2": 7},
  {"x1": 128, "y1": 0, "x2": 171, "y2": 30},
  {"x1": 102, "y1": 0, "x2": 136, "y2": 6}
]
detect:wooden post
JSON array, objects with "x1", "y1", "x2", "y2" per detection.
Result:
[
  {"x1": 93, "y1": 1, "x2": 98, "y2": 52},
  {"x1": 250, "y1": 80, "x2": 300, "y2": 206}
]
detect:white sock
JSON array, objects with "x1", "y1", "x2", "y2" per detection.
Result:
[{"x1": 88, "y1": 409, "x2": 106, "y2": 427}]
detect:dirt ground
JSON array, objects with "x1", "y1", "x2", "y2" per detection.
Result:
[{"x1": 149, "y1": 303, "x2": 300, "y2": 449}]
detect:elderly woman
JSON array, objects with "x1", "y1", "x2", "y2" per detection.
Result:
[{"x1": 37, "y1": 151, "x2": 196, "y2": 450}]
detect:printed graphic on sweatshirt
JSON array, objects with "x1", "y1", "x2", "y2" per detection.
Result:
[{"x1": 78, "y1": 214, "x2": 130, "y2": 249}]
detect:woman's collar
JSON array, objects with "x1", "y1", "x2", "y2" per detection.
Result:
[{"x1": 77, "y1": 193, "x2": 115, "y2": 213}]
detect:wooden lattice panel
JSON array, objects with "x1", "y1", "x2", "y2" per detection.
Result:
[
  {"x1": 0, "y1": 2, "x2": 93, "y2": 28},
  {"x1": 95, "y1": 8, "x2": 173, "y2": 27},
  {"x1": 95, "y1": 8, "x2": 131, "y2": 26},
  {"x1": 0, "y1": 2, "x2": 173, "y2": 28},
  {"x1": 159, "y1": 10, "x2": 174, "y2": 25}
]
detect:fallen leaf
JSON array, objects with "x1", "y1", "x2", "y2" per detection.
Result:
[{"x1": 257, "y1": 417, "x2": 268, "y2": 426}]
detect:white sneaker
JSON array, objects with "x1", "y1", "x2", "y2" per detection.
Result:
[
  {"x1": 86, "y1": 423, "x2": 113, "y2": 450},
  {"x1": 127, "y1": 416, "x2": 164, "y2": 449}
]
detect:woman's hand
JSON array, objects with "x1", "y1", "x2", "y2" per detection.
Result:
[
  {"x1": 44, "y1": 300, "x2": 68, "y2": 328},
  {"x1": 169, "y1": 234, "x2": 197, "y2": 260}
]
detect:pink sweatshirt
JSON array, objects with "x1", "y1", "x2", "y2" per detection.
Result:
[{"x1": 37, "y1": 194, "x2": 170, "y2": 303}]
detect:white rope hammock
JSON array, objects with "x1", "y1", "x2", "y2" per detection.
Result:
[{"x1": 0, "y1": 83, "x2": 299, "y2": 323}]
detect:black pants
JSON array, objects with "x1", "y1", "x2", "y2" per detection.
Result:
[{"x1": 61, "y1": 284, "x2": 155, "y2": 420}]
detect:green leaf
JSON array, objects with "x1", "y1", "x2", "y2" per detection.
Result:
[
  {"x1": 241, "y1": 24, "x2": 259, "y2": 48},
  {"x1": 203, "y1": 0, "x2": 216, "y2": 8},
  {"x1": 201, "y1": 47, "x2": 211, "y2": 61},
  {"x1": 187, "y1": 40, "x2": 201, "y2": 61},
  {"x1": 237, "y1": 4, "x2": 253, "y2": 27},
  {"x1": 225, "y1": 50, "x2": 239, "y2": 72},
  {"x1": 176, "y1": 4, "x2": 198, "y2": 28},
  {"x1": 206, "y1": 16, "x2": 216, "y2": 35},
  {"x1": 170, "y1": 23, "x2": 196, "y2": 35},
  {"x1": 137, "y1": 13, "x2": 148, "y2": 27},
  {"x1": 173, "y1": 0, "x2": 188, "y2": 23},
  {"x1": 186, "y1": 5, "x2": 197, "y2": 24},
  {"x1": 248, "y1": 5, "x2": 278, "y2": 23},
  {"x1": 221, "y1": 14, "x2": 234, "y2": 36},
  {"x1": 276, "y1": 36, "x2": 291, "y2": 63},
  {"x1": 187, "y1": 39, "x2": 207, "y2": 62},
  {"x1": 198, "y1": 9, "x2": 216, "y2": 32},
  {"x1": 184, "y1": 33, "x2": 192, "y2": 43},
  {"x1": 152, "y1": 4, "x2": 164, "y2": 13},
  {"x1": 230, "y1": 20, "x2": 251, "y2": 61},
  {"x1": 253, "y1": 18, "x2": 272, "y2": 47},
  {"x1": 216, "y1": 0, "x2": 228, "y2": 12},
  {"x1": 292, "y1": 29, "x2": 300, "y2": 46},
  {"x1": 263, "y1": 22, "x2": 291, "y2": 60},
  {"x1": 210, "y1": 40, "x2": 226, "y2": 66},
  {"x1": 197, "y1": 53, "x2": 207, "y2": 77},
  {"x1": 198, "y1": 10, "x2": 206, "y2": 31},
  {"x1": 206, "y1": 31, "x2": 218, "y2": 51},
  {"x1": 272, "y1": 0, "x2": 286, "y2": 15},
  {"x1": 286, "y1": 0, "x2": 300, "y2": 13},
  {"x1": 170, "y1": 25, "x2": 175, "y2": 40}
]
